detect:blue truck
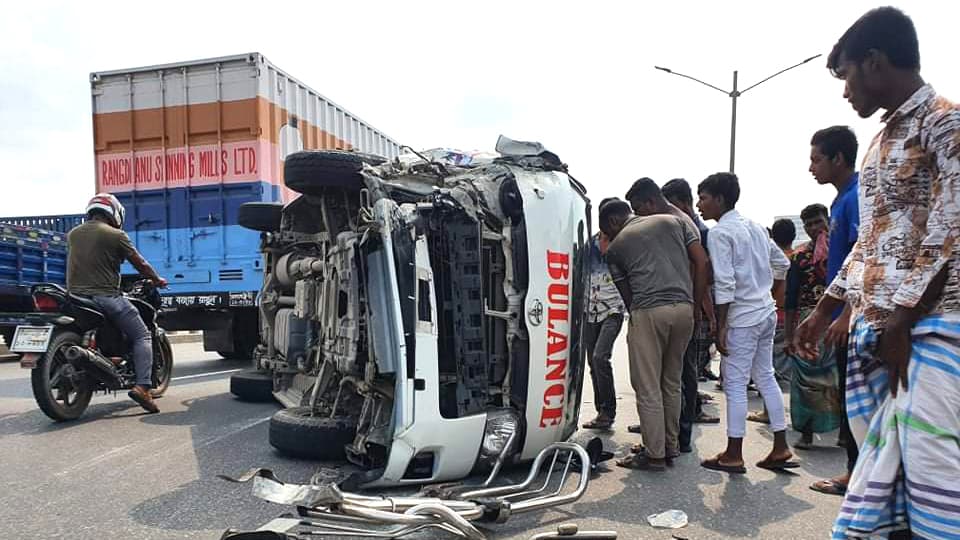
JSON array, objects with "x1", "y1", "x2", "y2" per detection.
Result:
[
  {"x1": 0, "y1": 215, "x2": 84, "y2": 345},
  {"x1": 85, "y1": 53, "x2": 400, "y2": 358},
  {"x1": 2, "y1": 54, "x2": 400, "y2": 358}
]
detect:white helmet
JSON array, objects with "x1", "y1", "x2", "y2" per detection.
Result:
[{"x1": 86, "y1": 193, "x2": 126, "y2": 228}]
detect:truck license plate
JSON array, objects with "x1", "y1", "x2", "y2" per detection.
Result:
[{"x1": 10, "y1": 326, "x2": 53, "y2": 353}]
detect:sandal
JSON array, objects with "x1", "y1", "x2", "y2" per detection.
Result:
[
  {"x1": 756, "y1": 458, "x2": 801, "y2": 470},
  {"x1": 700, "y1": 454, "x2": 746, "y2": 474},
  {"x1": 629, "y1": 443, "x2": 679, "y2": 460},
  {"x1": 616, "y1": 453, "x2": 666, "y2": 471},
  {"x1": 810, "y1": 479, "x2": 847, "y2": 496},
  {"x1": 627, "y1": 424, "x2": 643, "y2": 434},
  {"x1": 746, "y1": 411, "x2": 770, "y2": 424}
]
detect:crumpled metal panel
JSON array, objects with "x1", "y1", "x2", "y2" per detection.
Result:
[{"x1": 218, "y1": 468, "x2": 345, "y2": 507}]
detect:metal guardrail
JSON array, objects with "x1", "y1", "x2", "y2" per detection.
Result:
[{"x1": 0, "y1": 215, "x2": 86, "y2": 234}]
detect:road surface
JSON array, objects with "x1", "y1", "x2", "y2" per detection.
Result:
[{"x1": 0, "y1": 338, "x2": 846, "y2": 539}]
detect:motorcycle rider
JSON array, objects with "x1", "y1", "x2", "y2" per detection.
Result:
[{"x1": 66, "y1": 194, "x2": 168, "y2": 413}]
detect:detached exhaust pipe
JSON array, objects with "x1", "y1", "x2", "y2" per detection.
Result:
[
  {"x1": 223, "y1": 442, "x2": 595, "y2": 539},
  {"x1": 64, "y1": 345, "x2": 123, "y2": 388}
]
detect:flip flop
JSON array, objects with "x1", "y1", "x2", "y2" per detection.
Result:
[
  {"x1": 756, "y1": 458, "x2": 801, "y2": 470},
  {"x1": 700, "y1": 455, "x2": 746, "y2": 474},
  {"x1": 627, "y1": 424, "x2": 643, "y2": 434},
  {"x1": 810, "y1": 479, "x2": 847, "y2": 496}
]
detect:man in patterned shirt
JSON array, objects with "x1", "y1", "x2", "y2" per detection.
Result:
[
  {"x1": 795, "y1": 7, "x2": 960, "y2": 538},
  {"x1": 581, "y1": 198, "x2": 626, "y2": 430}
]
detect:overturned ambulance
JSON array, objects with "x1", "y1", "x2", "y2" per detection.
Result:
[{"x1": 232, "y1": 137, "x2": 590, "y2": 488}]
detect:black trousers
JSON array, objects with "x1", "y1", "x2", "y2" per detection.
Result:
[
  {"x1": 679, "y1": 336, "x2": 703, "y2": 448},
  {"x1": 584, "y1": 313, "x2": 624, "y2": 417}
]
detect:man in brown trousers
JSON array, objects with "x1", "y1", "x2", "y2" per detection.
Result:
[{"x1": 601, "y1": 198, "x2": 708, "y2": 471}]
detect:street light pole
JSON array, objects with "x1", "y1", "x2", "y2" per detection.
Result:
[
  {"x1": 730, "y1": 70, "x2": 738, "y2": 173},
  {"x1": 655, "y1": 54, "x2": 821, "y2": 174}
]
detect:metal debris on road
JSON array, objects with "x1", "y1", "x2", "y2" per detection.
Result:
[
  {"x1": 222, "y1": 441, "x2": 594, "y2": 539},
  {"x1": 528, "y1": 523, "x2": 618, "y2": 539}
]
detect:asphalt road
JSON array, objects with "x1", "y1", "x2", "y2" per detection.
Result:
[{"x1": 0, "y1": 338, "x2": 847, "y2": 539}]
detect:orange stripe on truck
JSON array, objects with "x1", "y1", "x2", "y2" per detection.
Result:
[{"x1": 93, "y1": 97, "x2": 352, "y2": 153}]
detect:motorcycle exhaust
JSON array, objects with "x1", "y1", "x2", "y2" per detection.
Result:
[{"x1": 64, "y1": 345, "x2": 123, "y2": 388}]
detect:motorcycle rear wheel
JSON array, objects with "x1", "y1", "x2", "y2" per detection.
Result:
[{"x1": 31, "y1": 331, "x2": 94, "y2": 422}]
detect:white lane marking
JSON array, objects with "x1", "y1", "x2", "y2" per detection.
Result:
[
  {"x1": 193, "y1": 415, "x2": 272, "y2": 450},
  {"x1": 54, "y1": 416, "x2": 273, "y2": 478},
  {"x1": 54, "y1": 437, "x2": 161, "y2": 477},
  {"x1": 172, "y1": 368, "x2": 244, "y2": 381}
]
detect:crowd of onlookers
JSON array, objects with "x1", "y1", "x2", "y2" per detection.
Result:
[{"x1": 579, "y1": 6, "x2": 960, "y2": 538}]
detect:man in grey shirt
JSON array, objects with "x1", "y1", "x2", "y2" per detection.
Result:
[
  {"x1": 626, "y1": 178, "x2": 719, "y2": 456},
  {"x1": 602, "y1": 199, "x2": 707, "y2": 471}
]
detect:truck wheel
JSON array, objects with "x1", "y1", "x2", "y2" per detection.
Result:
[
  {"x1": 230, "y1": 370, "x2": 275, "y2": 403},
  {"x1": 269, "y1": 407, "x2": 357, "y2": 460},
  {"x1": 284, "y1": 151, "x2": 386, "y2": 195},
  {"x1": 238, "y1": 202, "x2": 284, "y2": 232}
]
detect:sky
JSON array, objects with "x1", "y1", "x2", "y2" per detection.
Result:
[{"x1": 1, "y1": 1, "x2": 958, "y2": 227}]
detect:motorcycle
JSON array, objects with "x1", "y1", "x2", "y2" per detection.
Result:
[{"x1": 8, "y1": 279, "x2": 173, "y2": 421}]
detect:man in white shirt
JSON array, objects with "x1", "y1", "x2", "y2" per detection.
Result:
[{"x1": 696, "y1": 172, "x2": 794, "y2": 474}]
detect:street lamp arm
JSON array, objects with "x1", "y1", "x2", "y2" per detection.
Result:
[
  {"x1": 654, "y1": 66, "x2": 730, "y2": 95},
  {"x1": 739, "y1": 53, "x2": 823, "y2": 95}
]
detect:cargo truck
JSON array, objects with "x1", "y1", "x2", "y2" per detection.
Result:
[
  {"x1": 0, "y1": 215, "x2": 84, "y2": 345},
  {"x1": 90, "y1": 53, "x2": 401, "y2": 358}
]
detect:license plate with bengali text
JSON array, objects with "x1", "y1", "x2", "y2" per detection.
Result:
[{"x1": 10, "y1": 326, "x2": 54, "y2": 353}]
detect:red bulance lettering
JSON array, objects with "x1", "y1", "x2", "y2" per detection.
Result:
[{"x1": 539, "y1": 384, "x2": 565, "y2": 427}]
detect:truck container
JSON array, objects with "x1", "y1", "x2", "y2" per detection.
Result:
[
  {"x1": 0, "y1": 219, "x2": 75, "y2": 344},
  {"x1": 90, "y1": 53, "x2": 402, "y2": 357}
]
